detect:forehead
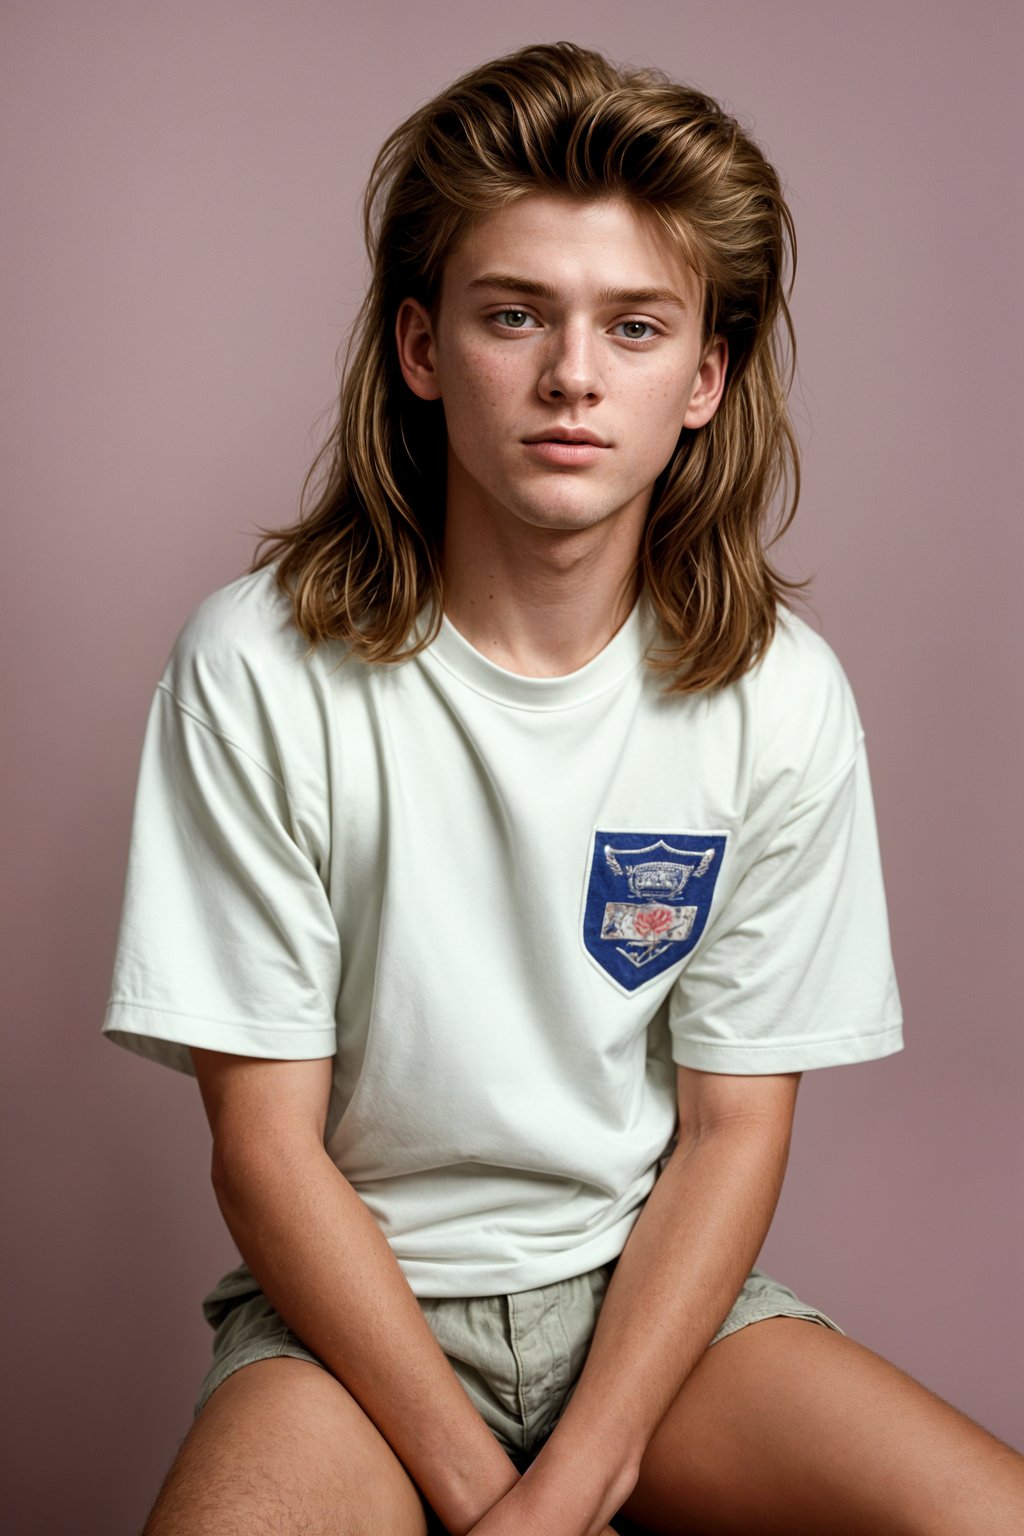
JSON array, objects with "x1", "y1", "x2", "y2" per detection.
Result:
[{"x1": 440, "y1": 193, "x2": 700, "y2": 308}]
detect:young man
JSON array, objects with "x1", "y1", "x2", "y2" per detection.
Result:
[{"x1": 104, "y1": 41, "x2": 1024, "y2": 1536}]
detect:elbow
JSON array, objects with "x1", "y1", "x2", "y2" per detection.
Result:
[
  {"x1": 209, "y1": 1138, "x2": 245, "y2": 1214},
  {"x1": 209, "y1": 1139, "x2": 231, "y2": 1198},
  {"x1": 675, "y1": 1109, "x2": 795, "y2": 1175},
  {"x1": 209, "y1": 1125, "x2": 327, "y2": 1204},
  {"x1": 208, "y1": 1132, "x2": 264, "y2": 1205}
]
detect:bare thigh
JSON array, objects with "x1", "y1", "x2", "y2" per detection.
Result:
[
  {"x1": 618, "y1": 1318, "x2": 1024, "y2": 1536},
  {"x1": 142, "y1": 1356, "x2": 431, "y2": 1536}
]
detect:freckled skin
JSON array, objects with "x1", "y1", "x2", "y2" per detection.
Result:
[{"x1": 396, "y1": 195, "x2": 727, "y2": 552}]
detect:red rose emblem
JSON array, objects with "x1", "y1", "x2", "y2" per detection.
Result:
[{"x1": 634, "y1": 905, "x2": 673, "y2": 940}]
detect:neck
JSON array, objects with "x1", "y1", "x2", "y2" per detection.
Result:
[{"x1": 442, "y1": 503, "x2": 645, "y2": 678}]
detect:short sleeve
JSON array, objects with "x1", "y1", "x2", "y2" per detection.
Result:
[
  {"x1": 668, "y1": 650, "x2": 903, "y2": 1074},
  {"x1": 103, "y1": 682, "x2": 342, "y2": 1076}
]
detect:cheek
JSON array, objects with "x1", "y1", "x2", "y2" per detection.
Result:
[
  {"x1": 631, "y1": 378, "x2": 690, "y2": 461},
  {"x1": 440, "y1": 346, "x2": 515, "y2": 423}
]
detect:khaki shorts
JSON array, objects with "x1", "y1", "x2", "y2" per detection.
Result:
[{"x1": 195, "y1": 1258, "x2": 843, "y2": 1462}]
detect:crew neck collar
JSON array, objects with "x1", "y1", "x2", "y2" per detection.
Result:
[{"x1": 422, "y1": 601, "x2": 651, "y2": 711}]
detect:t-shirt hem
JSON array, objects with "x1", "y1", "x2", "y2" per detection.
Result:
[
  {"x1": 103, "y1": 1001, "x2": 337, "y2": 1077},
  {"x1": 398, "y1": 1213, "x2": 639, "y2": 1298},
  {"x1": 670, "y1": 1019, "x2": 904, "y2": 1074}
]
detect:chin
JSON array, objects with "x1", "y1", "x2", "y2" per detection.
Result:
[
  {"x1": 506, "y1": 490, "x2": 630, "y2": 532},
  {"x1": 514, "y1": 510, "x2": 614, "y2": 535}
]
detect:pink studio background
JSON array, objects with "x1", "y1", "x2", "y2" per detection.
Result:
[{"x1": 3, "y1": 2, "x2": 1021, "y2": 1531}]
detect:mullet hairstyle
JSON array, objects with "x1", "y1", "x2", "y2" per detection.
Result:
[{"x1": 250, "y1": 41, "x2": 804, "y2": 692}]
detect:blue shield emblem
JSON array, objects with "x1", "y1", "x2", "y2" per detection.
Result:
[{"x1": 582, "y1": 829, "x2": 728, "y2": 992}]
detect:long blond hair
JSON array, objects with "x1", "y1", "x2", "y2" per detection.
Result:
[{"x1": 251, "y1": 41, "x2": 803, "y2": 691}]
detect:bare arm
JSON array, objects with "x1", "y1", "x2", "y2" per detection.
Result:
[
  {"x1": 189, "y1": 1047, "x2": 522, "y2": 1534},
  {"x1": 465, "y1": 1067, "x2": 801, "y2": 1536}
]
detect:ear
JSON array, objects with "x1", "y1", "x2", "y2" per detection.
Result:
[
  {"x1": 395, "y1": 297, "x2": 442, "y2": 401},
  {"x1": 683, "y1": 335, "x2": 728, "y2": 429}
]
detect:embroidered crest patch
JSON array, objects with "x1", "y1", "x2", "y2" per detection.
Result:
[{"x1": 582, "y1": 829, "x2": 728, "y2": 992}]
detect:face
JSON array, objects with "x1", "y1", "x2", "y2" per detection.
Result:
[{"x1": 395, "y1": 194, "x2": 727, "y2": 551}]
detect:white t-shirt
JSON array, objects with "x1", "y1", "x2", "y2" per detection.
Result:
[{"x1": 103, "y1": 565, "x2": 902, "y2": 1296}]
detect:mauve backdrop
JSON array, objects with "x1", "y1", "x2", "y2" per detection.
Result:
[{"x1": 3, "y1": 2, "x2": 1021, "y2": 1531}]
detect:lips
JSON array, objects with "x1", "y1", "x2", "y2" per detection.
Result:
[
  {"x1": 521, "y1": 431, "x2": 609, "y2": 468},
  {"x1": 522, "y1": 426, "x2": 609, "y2": 447}
]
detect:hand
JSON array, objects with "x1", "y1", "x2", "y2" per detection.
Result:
[
  {"x1": 462, "y1": 1477, "x2": 621, "y2": 1536},
  {"x1": 463, "y1": 1511, "x2": 617, "y2": 1536}
]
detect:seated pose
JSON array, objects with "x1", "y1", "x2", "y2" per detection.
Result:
[{"x1": 104, "y1": 40, "x2": 1024, "y2": 1536}]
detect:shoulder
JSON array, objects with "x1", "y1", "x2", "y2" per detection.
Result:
[
  {"x1": 158, "y1": 565, "x2": 343, "y2": 763},
  {"x1": 164, "y1": 565, "x2": 306, "y2": 694},
  {"x1": 755, "y1": 607, "x2": 861, "y2": 720},
  {"x1": 746, "y1": 607, "x2": 865, "y2": 799}
]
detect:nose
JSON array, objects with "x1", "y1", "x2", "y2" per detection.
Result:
[{"x1": 538, "y1": 322, "x2": 605, "y2": 405}]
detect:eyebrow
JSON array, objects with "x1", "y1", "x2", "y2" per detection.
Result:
[{"x1": 467, "y1": 273, "x2": 688, "y2": 309}]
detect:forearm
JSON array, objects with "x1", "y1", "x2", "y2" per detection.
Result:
[
  {"x1": 518, "y1": 1118, "x2": 792, "y2": 1533},
  {"x1": 212, "y1": 1135, "x2": 519, "y2": 1533}
]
